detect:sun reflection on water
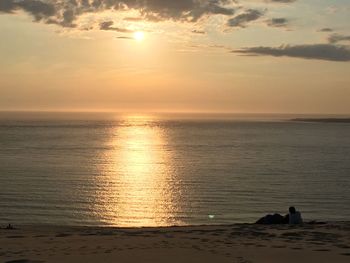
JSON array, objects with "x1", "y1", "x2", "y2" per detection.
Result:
[{"x1": 96, "y1": 115, "x2": 179, "y2": 227}]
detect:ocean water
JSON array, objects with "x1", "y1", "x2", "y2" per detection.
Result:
[{"x1": 0, "y1": 113, "x2": 349, "y2": 227}]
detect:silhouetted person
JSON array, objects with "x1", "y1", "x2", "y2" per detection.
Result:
[
  {"x1": 255, "y1": 207, "x2": 303, "y2": 224},
  {"x1": 255, "y1": 213, "x2": 286, "y2": 224},
  {"x1": 288, "y1": 206, "x2": 303, "y2": 224}
]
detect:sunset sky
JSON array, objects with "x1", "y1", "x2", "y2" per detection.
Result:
[{"x1": 1, "y1": 0, "x2": 349, "y2": 114}]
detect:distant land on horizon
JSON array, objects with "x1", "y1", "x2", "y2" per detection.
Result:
[
  {"x1": 0, "y1": 111, "x2": 350, "y2": 122},
  {"x1": 291, "y1": 118, "x2": 350, "y2": 123}
]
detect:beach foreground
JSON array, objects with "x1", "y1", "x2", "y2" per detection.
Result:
[{"x1": 1, "y1": 222, "x2": 350, "y2": 263}]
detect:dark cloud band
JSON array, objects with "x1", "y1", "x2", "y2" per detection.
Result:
[
  {"x1": 328, "y1": 34, "x2": 350, "y2": 44},
  {"x1": 268, "y1": 0, "x2": 296, "y2": 3},
  {"x1": 233, "y1": 44, "x2": 350, "y2": 62},
  {"x1": 100, "y1": 21, "x2": 133, "y2": 33},
  {"x1": 0, "y1": 0, "x2": 237, "y2": 27},
  {"x1": 227, "y1": 9, "x2": 264, "y2": 28},
  {"x1": 267, "y1": 17, "x2": 288, "y2": 27}
]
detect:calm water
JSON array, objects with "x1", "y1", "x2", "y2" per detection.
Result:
[{"x1": 0, "y1": 114, "x2": 349, "y2": 227}]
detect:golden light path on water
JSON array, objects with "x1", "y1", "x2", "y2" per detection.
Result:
[{"x1": 95, "y1": 115, "x2": 181, "y2": 227}]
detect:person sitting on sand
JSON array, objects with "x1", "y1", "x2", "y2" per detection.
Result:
[
  {"x1": 6, "y1": 223, "x2": 14, "y2": 229},
  {"x1": 255, "y1": 213, "x2": 286, "y2": 224},
  {"x1": 288, "y1": 206, "x2": 303, "y2": 224},
  {"x1": 255, "y1": 206, "x2": 303, "y2": 225}
]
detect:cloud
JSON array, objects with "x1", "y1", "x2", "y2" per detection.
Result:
[
  {"x1": 318, "y1": 28, "x2": 333, "y2": 32},
  {"x1": 267, "y1": 17, "x2": 288, "y2": 27},
  {"x1": 192, "y1": 29, "x2": 206, "y2": 34},
  {"x1": 130, "y1": 0, "x2": 236, "y2": 22},
  {"x1": 0, "y1": 0, "x2": 237, "y2": 28},
  {"x1": 233, "y1": 44, "x2": 350, "y2": 62},
  {"x1": 267, "y1": 0, "x2": 296, "y2": 3},
  {"x1": 328, "y1": 34, "x2": 350, "y2": 44},
  {"x1": 0, "y1": 0, "x2": 56, "y2": 21},
  {"x1": 124, "y1": 17, "x2": 144, "y2": 22},
  {"x1": 0, "y1": 0, "x2": 300, "y2": 30},
  {"x1": 116, "y1": 36, "x2": 133, "y2": 40},
  {"x1": 0, "y1": 0, "x2": 78, "y2": 27},
  {"x1": 100, "y1": 21, "x2": 133, "y2": 33},
  {"x1": 227, "y1": 9, "x2": 264, "y2": 28}
]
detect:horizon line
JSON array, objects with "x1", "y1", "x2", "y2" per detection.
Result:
[{"x1": 0, "y1": 110, "x2": 349, "y2": 116}]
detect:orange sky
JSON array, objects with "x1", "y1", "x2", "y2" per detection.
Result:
[{"x1": 0, "y1": 1, "x2": 349, "y2": 114}]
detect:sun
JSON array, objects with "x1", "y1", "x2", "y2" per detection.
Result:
[{"x1": 133, "y1": 31, "x2": 145, "y2": 42}]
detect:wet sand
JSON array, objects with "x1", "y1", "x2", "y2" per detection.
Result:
[{"x1": 1, "y1": 222, "x2": 350, "y2": 263}]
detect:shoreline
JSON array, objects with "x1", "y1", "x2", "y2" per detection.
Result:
[
  {"x1": 1, "y1": 222, "x2": 350, "y2": 262},
  {"x1": 290, "y1": 118, "x2": 350, "y2": 123},
  {"x1": 0, "y1": 220, "x2": 343, "y2": 230}
]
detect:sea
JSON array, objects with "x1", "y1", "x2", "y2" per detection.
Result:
[{"x1": 0, "y1": 112, "x2": 349, "y2": 227}]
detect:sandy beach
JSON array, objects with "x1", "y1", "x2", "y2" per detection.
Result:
[{"x1": 1, "y1": 222, "x2": 350, "y2": 263}]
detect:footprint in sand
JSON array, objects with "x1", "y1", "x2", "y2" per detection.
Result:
[
  {"x1": 255, "y1": 244, "x2": 266, "y2": 247},
  {"x1": 291, "y1": 247, "x2": 303, "y2": 250},
  {"x1": 313, "y1": 249, "x2": 330, "y2": 252},
  {"x1": 337, "y1": 244, "x2": 350, "y2": 249},
  {"x1": 55, "y1": 233, "x2": 71, "y2": 238},
  {"x1": 271, "y1": 245, "x2": 287, "y2": 248},
  {"x1": 235, "y1": 256, "x2": 252, "y2": 263},
  {"x1": 243, "y1": 242, "x2": 255, "y2": 246},
  {"x1": 6, "y1": 260, "x2": 44, "y2": 263}
]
